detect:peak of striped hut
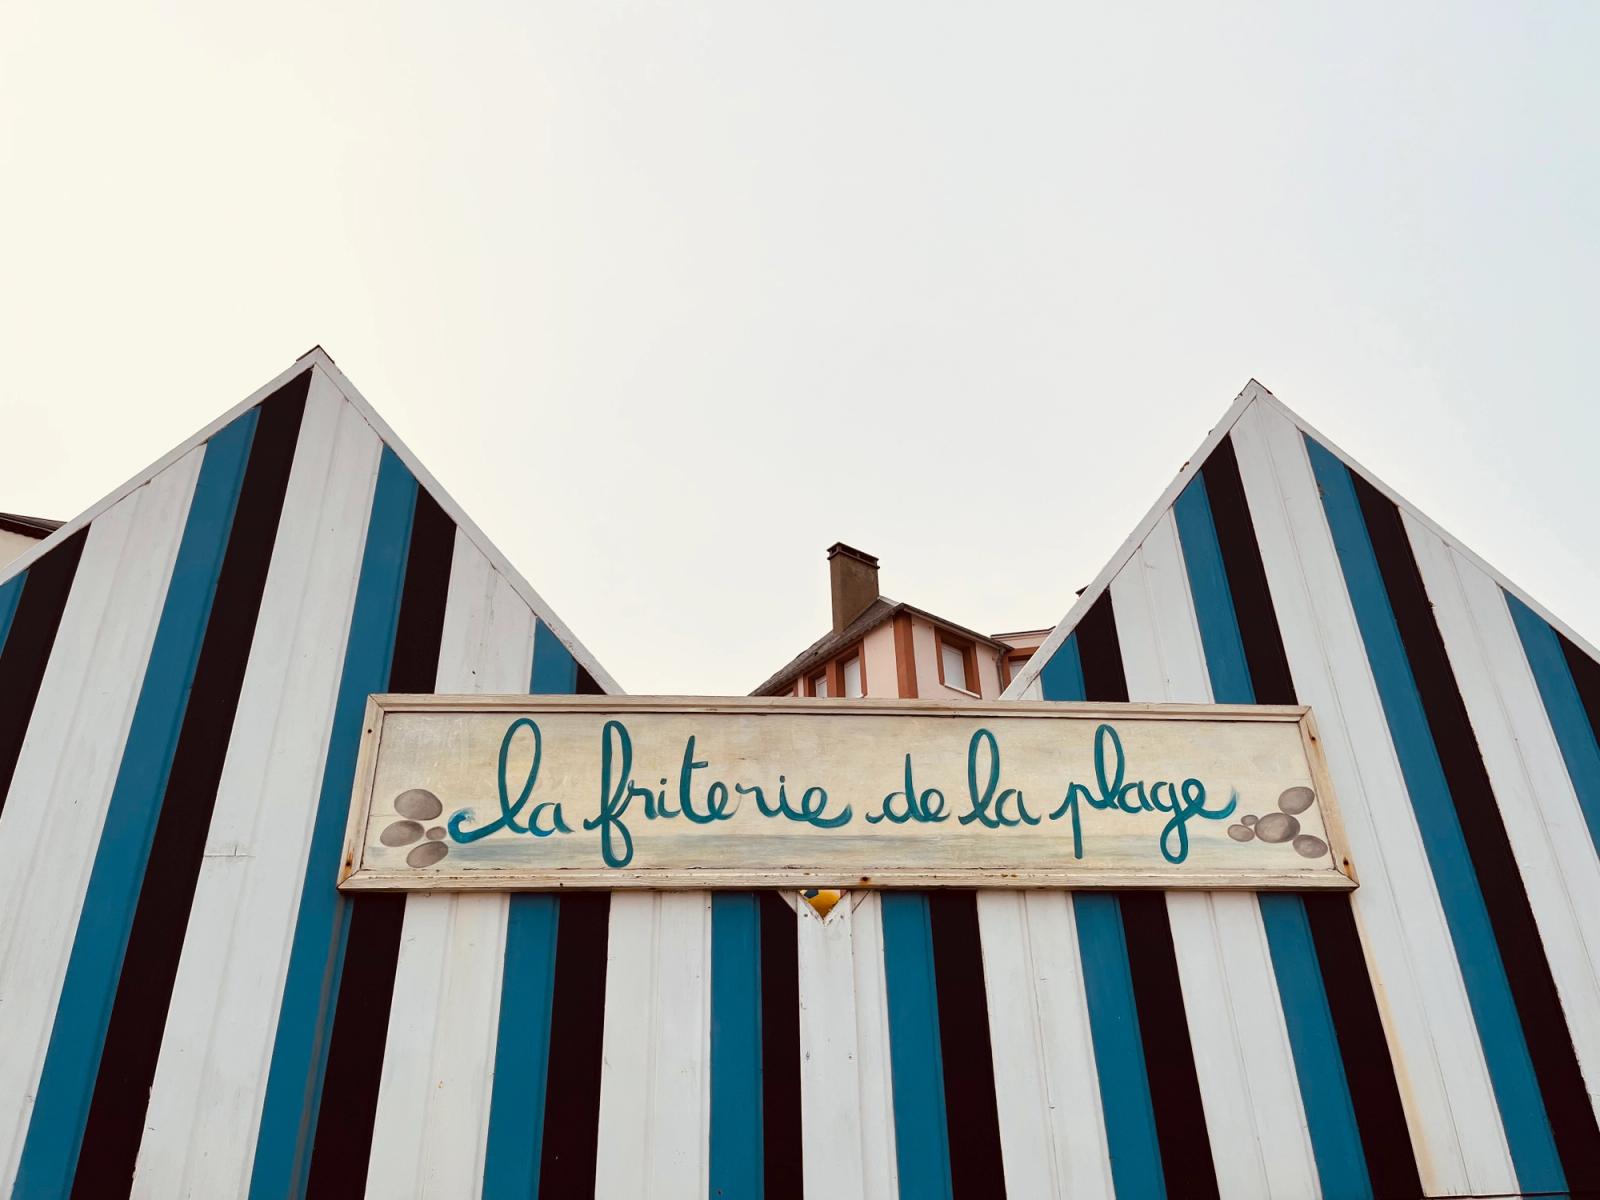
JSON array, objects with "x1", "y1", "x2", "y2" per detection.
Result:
[
  {"x1": 1004, "y1": 380, "x2": 1600, "y2": 1200},
  {"x1": 0, "y1": 349, "x2": 619, "y2": 1198}
]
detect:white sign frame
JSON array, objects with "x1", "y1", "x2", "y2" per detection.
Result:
[{"x1": 339, "y1": 695, "x2": 1355, "y2": 892}]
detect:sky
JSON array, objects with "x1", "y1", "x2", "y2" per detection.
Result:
[{"x1": 2, "y1": 2, "x2": 1596, "y2": 695}]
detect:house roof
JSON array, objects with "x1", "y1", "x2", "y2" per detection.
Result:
[
  {"x1": 750, "y1": 597, "x2": 1009, "y2": 696},
  {"x1": 0, "y1": 513, "x2": 61, "y2": 539}
]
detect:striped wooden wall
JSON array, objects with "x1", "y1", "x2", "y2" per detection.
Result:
[
  {"x1": 1003, "y1": 385, "x2": 1600, "y2": 1199},
  {"x1": 4, "y1": 363, "x2": 1598, "y2": 1199}
]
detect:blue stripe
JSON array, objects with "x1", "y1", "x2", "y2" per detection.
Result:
[
  {"x1": 1174, "y1": 473, "x2": 1373, "y2": 1199},
  {"x1": 529, "y1": 620, "x2": 579, "y2": 694},
  {"x1": 482, "y1": 626, "x2": 580, "y2": 1199},
  {"x1": 1039, "y1": 624, "x2": 1087, "y2": 701},
  {"x1": 1039, "y1": 631, "x2": 1165, "y2": 1199},
  {"x1": 484, "y1": 894, "x2": 560, "y2": 1199},
  {"x1": 709, "y1": 892, "x2": 763, "y2": 1199},
  {"x1": 879, "y1": 891, "x2": 953, "y2": 1200},
  {"x1": 1173, "y1": 477, "x2": 1254, "y2": 703},
  {"x1": 0, "y1": 570, "x2": 24, "y2": 651},
  {"x1": 1307, "y1": 436, "x2": 1565, "y2": 1193},
  {"x1": 15, "y1": 411, "x2": 259, "y2": 1196},
  {"x1": 1072, "y1": 894, "x2": 1166, "y2": 1199},
  {"x1": 249, "y1": 448, "x2": 419, "y2": 1200},
  {"x1": 1506, "y1": 593, "x2": 1600, "y2": 856}
]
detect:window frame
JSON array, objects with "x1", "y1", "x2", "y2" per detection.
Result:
[{"x1": 934, "y1": 629, "x2": 979, "y2": 696}]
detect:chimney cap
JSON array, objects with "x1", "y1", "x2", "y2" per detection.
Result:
[{"x1": 826, "y1": 541, "x2": 878, "y2": 567}]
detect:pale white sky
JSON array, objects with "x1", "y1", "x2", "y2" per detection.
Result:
[{"x1": 2, "y1": 2, "x2": 1596, "y2": 694}]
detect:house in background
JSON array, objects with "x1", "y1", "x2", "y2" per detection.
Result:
[
  {"x1": 0, "y1": 512, "x2": 60, "y2": 568},
  {"x1": 751, "y1": 541, "x2": 1048, "y2": 699}
]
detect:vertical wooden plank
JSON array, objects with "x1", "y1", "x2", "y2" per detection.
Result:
[
  {"x1": 247, "y1": 447, "x2": 418, "y2": 1200},
  {"x1": 132, "y1": 374, "x2": 383, "y2": 1198},
  {"x1": 19, "y1": 414, "x2": 258, "y2": 1199},
  {"x1": 1231, "y1": 398, "x2": 1518, "y2": 1196},
  {"x1": 1311, "y1": 439, "x2": 1566, "y2": 1192},
  {"x1": 1507, "y1": 593, "x2": 1600, "y2": 855},
  {"x1": 365, "y1": 531, "x2": 537, "y2": 1197},
  {"x1": 975, "y1": 891, "x2": 1113, "y2": 1200},
  {"x1": 0, "y1": 450, "x2": 202, "y2": 1197},
  {"x1": 879, "y1": 892, "x2": 952, "y2": 1200},
  {"x1": 710, "y1": 892, "x2": 763, "y2": 1198},
  {"x1": 797, "y1": 893, "x2": 898, "y2": 1200},
  {"x1": 481, "y1": 624, "x2": 578, "y2": 1200},
  {"x1": 1177, "y1": 466, "x2": 1374, "y2": 1199},
  {"x1": 1406, "y1": 515, "x2": 1600, "y2": 1132},
  {"x1": 1110, "y1": 511, "x2": 1321, "y2": 1200},
  {"x1": 595, "y1": 891, "x2": 714, "y2": 1199}
]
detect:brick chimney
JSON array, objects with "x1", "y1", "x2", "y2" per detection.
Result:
[{"x1": 827, "y1": 542, "x2": 880, "y2": 633}]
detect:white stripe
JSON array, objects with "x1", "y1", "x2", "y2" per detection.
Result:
[
  {"x1": 365, "y1": 531, "x2": 537, "y2": 1199},
  {"x1": 976, "y1": 890, "x2": 1112, "y2": 1200},
  {"x1": 1109, "y1": 510, "x2": 1321, "y2": 1200},
  {"x1": 595, "y1": 891, "x2": 713, "y2": 1200},
  {"x1": 134, "y1": 373, "x2": 384, "y2": 1198},
  {"x1": 798, "y1": 892, "x2": 899, "y2": 1200},
  {"x1": 0, "y1": 449, "x2": 202, "y2": 1195},
  {"x1": 1406, "y1": 513, "x2": 1600, "y2": 1119},
  {"x1": 1231, "y1": 399, "x2": 1518, "y2": 1194}
]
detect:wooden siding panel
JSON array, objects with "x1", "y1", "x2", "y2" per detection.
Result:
[
  {"x1": 1110, "y1": 511, "x2": 1322, "y2": 1200},
  {"x1": 1231, "y1": 398, "x2": 1517, "y2": 1195},
  {"x1": 0, "y1": 450, "x2": 201, "y2": 1195},
  {"x1": 1405, "y1": 513, "x2": 1600, "y2": 1126},
  {"x1": 366, "y1": 531, "x2": 537, "y2": 1197},
  {"x1": 133, "y1": 374, "x2": 384, "y2": 1197}
]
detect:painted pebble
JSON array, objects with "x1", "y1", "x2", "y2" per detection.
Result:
[
  {"x1": 1278, "y1": 786, "x2": 1315, "y2": 815},
  {"x1": 395, "y1": 788, "x2": 444, "y2": 821},
  {"x1": 1293, "y1": 834, "x2": 1328, "y2": 859},
  {"x1": 1254, "y1": 812, "x2": 1300, "y2": 844},
  {"x1": 380, "y1": 819, "x2": 424, "y2": 846},
  {"x1": 407, "y1": 841, "x2": 449, "y2": 868},
  {"x1": 1227, "y1": 824, "x2": 1256, "y2": 842}
]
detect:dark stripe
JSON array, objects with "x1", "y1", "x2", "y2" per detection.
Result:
[
  {"x1": 17, "y1": 409, "x2": 259, "y2": 1197},
  {"x1": 1351, "y1": 470, "x2": 1600, "y2": 1189},
  {"x1": 0, "y1": 527, "x2": 87, "y2": 812},
  {"x1": 710, "y1": 893, "x2": 763, "y2": 1198},
  {"x1": 249, "y1": 449, "x2": 419, "y2": 1199},
  {"x1": 576, "y1": 664, "x2": 605, "y2": 694},
  {"x1": 1074, "y1": 595, "x2": 1218, "y2": 1196},
  {"x1": 1560, "y1": 633, "x2": 1600, "y2": 747},
  {"x1": 1201, "y1": 435, "x2": 1297, "y2": 705},
  {"x1": 1309, "y1": 437, "x2": 1564, "y2": 1191},
  {"x1": 926, "y1": 890, "x2": 1006, "y2": 1199},
  {"x1": 71, "y1": 372, "x2": 311, "y2": 1198},
  {"x1": 1203, "y1": 435, "x2": 1421, "y2": 1197},
  {"x1": 1302, "y1": 894, "x2": 1424, "y2": 1199},
  {"x1": 537, "y1": 892, "x2": 611, "y2": 1197},
  {"x1": 306, "y1": 485, "x2": 454, "y2": 1198},
  {"x1": 1074, "y1": 593, "x2": 1128, "y2": 704},
  {"x1": 1118, "y1": 889, "x2": 1221, "y2": 1200},
  {"x1": 759, "y1": 892, "x2": 801, "y2": 1200}
]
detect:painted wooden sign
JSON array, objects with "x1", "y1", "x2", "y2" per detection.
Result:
[{"x1": 339, "y1": 696, "x2": 1355, "y2": 891}]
